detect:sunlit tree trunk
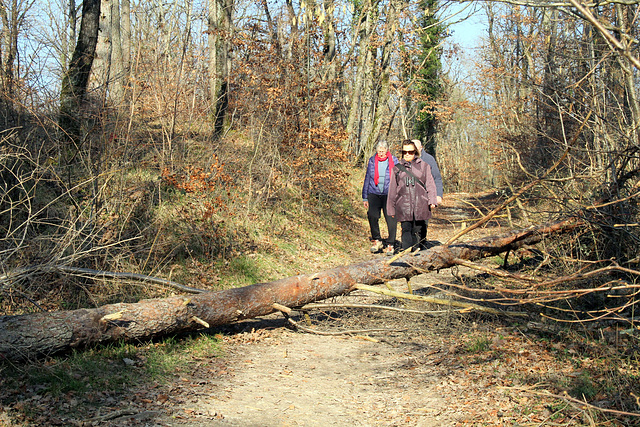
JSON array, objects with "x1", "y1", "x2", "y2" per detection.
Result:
[
  {"x1": 363, "y1": 0, "x2": 399, "y2": 150},
  {"x1": 59, "y1": 0, "x2": 101, "y2": 145},
  {"x1": 94, "y1": 0, "x2": 129, "y2": 105},
  {"x1": 614, "y1": 4, "x2": 640, "y2": 149},
  {"x1": 109, "y1": 0, "x2": 124, "y2": 103},
  {"x1": 0, "y1": 0, "x2": 34, "y2": 100},
  {"x1": 208, "y1": 0, "x2": 233, "y2": 138},
  {"x1": 345, "y1": 0, "x2": 379, "y2": 158},
  {"x1": 319, "y1": 0, "x2": 338, "y2": 127},
  {"x1": 0, "y1": 219, "x2": 580, "y2": 361},
  {"x1": 0, "y1": 1, "x2": 16, "y2": 98},
  {"x1": 93, "y1": 0, "x2": 111, "y2": 96},
  {"x1": 285, "y1": 0, "x2": 298, "y2": 61},
  {"x1": 121, "y1": 0, "x2": 130, "y2": 81}
]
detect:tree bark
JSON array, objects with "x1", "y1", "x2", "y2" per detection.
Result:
[
  {"x1": 345, "y1": 0, "x2": 379, "y2": 157},
  {"x1": 59, "y1": 0, "x2": 101, "y2": 144},
  {"x1": 208, "y1": 0, "x2": 233, "y2": 138},
  {"x1": 109, "y1": 0, "x2": 124, "y2": 103},
  {"x1": 0, "y1": 218, "x2": 581, "y2": 360}
]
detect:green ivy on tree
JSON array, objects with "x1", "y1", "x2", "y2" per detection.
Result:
[{"x1": 413, "y1": 0, "x2": 444, "y2": 157}]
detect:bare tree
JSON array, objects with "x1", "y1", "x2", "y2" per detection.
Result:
[
  {"x1": 208, "y1": 0, "x2": 233, "y2": 138},
  {"x1": 58, "y1": 0, "x2": 100, "y2": 145},
  {"x1": 0, "y1": 0, "x2": 35, "y2": 104}
]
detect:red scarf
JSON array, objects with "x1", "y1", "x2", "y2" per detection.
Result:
[{"x1": 374, "y1": 152, "x2": 394, "y2": 186}]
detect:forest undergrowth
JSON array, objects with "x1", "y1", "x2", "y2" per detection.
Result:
[{"x1": 1, "y1": 129, "x2": 639, "y2": 426}]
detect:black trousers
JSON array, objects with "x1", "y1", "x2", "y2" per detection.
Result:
[
  {"x1": 419, "y1": 219, "x2": 430, "y2": 249},
  {"x1": 367, "y1": 193, "x2": 397, "y2": 246},
  {"x1": 400, "y1": 218, "x2": 426, "y2": 250}
]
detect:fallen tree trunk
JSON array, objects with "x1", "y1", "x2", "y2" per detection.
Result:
[{"x1": 0, "y1": 218, "x2": 582, "y2": 360}]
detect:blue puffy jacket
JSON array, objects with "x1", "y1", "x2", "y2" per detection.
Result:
[{"x1": 362, "y1": 154, "x2": 400, "y2": 200}]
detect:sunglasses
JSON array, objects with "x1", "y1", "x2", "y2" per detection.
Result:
[{"x1": 402, "y1": 150, "x2": 416, "y2": 155}]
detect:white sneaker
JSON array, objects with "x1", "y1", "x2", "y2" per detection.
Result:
[{"x1": 369, "y1": 240, "x2": 383, "y2": 253}]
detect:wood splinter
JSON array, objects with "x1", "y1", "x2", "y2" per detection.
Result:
[
  {"x1": 100, "y1": 310, "x2": 126, "y2": 322},
  {"x1": 272, "y1": 302, "x2": 292, "y2": 315},
  {"x1": 191, "y1": 316, "x2": 210, "y2": 328}
]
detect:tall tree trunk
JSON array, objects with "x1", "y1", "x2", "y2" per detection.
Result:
[
  {"x1": 364, "y1": 0, "x2": 399, "y2": 150},
  {"x1": 585, "y1": 24, "x2": 613, "y2": 182},
  {"x1": 0, "y1": 0, "x2": 33, "y2": 103},
  {"x1": 63, "y1": 0, "x2": 77, "y2": 71},
  {"x1": 93, "y1": 0, "x2": 111, "y2": 98},
  {"x1": 285, "y1": 0, "x2": 298, "y2": 61},
  {"x1": 121, "y1": 0, "x2": 130, "y2": 82},
  {"x1": 208, "y1": 0, "x2": 233, "y2": 138},
  {"x1": 413, "y1": 0, "x2": 443, "y2": 156},
  {"x1": 319, "y1": 0, "x2": 338, "y2": 128},
  {"x1": 59, "y1": 0, "x2": 101, "y2": 145},
  {"x1": 614, "y1": 4, "x2": 640, "y2": 149},
  {"x1": 0, "y1": 1, "x2": 16, "y2": 98},
  {"x1": 537, "y1": 7, "x2": 559, "y2": 170},
  {"x1": 345, "y1": 0, "x2": 379, "y2": 158},
  {"x1": 261, "y1": 0, "x2": 281, "y2": 57},
  {"x1": 109, "y1": 0, "x2": 124, "y2": 103}
]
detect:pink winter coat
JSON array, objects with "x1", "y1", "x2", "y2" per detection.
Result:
[{"x1": 387, "y1": 158, "x2": 438, "y2": 221}]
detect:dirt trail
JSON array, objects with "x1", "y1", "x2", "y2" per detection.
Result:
[
  {"x1": 152, "y1": 281, "x2": 525, "y2": 427},
  {"x1": 185, "y1": 323, "x2": 452, "y2": 426},
  {"x1": 139, "y1": 193, "x2": 542, "y2": 427}
]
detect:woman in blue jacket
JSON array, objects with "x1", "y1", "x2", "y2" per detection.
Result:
[{"x1": 362, "y1": 140, "x2": 399, "y2": 255}]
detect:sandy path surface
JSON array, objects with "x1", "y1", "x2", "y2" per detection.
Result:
[
  {"x1": 153, "y1": 274, "x2": 517, "y2": 427},
  {"x1": 120, "y1": 193, "x2": 546, "y2": 427},
  {"x1": 199, "y1": 327, "x2": 451, "y2": 426}
]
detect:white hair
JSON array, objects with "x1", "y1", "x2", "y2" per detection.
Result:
[
  {"x1": 376, "y1": 140, "x2": 389, "y2": 151},
  {"x1": 411, "y1": 139, "x2": 422, "y2": 154}
]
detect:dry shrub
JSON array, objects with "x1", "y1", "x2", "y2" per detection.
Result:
[{"x1": 226, "y1": 22, "x2": 350, "y2": 208}]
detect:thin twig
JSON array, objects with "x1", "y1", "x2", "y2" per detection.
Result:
[
  {"x1": 451, "y1": 257, "x2": 541, "y2": 283},
  {"x1": 272, "y1": 303, "x2": 408, "y2": 336},
  {"x1": 0, "y1": 265, "x2": 207, "y2": 294},
  {"x1": 354, "y1": 284, "x2": 528, "y2": 317},
  {"x1": 502, "y1": 385, "x2": 640, "y2": 418},
  {"x1": 299, "y1": 302, "x2": 448, "y2": 315}
]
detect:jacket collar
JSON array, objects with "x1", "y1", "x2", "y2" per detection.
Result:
[{"x1": 401, "y1": 157, "x2": 421, "y2": 166}]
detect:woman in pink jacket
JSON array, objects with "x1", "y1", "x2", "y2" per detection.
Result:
[{"x1": 387, "y1": 140, "x2": 438, "y2": 251}]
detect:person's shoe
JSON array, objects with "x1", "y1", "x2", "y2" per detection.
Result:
[
  {"x1": 384, "y1": 245, "x2": 395, "y2": 256},
  {"x1": 369, "y1": 240, "x2": 383, "y2": 253}
]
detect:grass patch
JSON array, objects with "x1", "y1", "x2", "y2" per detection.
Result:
[
  {"x1": 466, "y1": 335, "x2": 491, "y2": 353},
  {"x1": 568, "y1": 371, "x2": 598, "y2": 400},
  {"x1": 1, "y1": 333, "x2": 222, "y2": 403},
  {"x1": 227, "y1": 255, "x2": 263, "y2": 287}
]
